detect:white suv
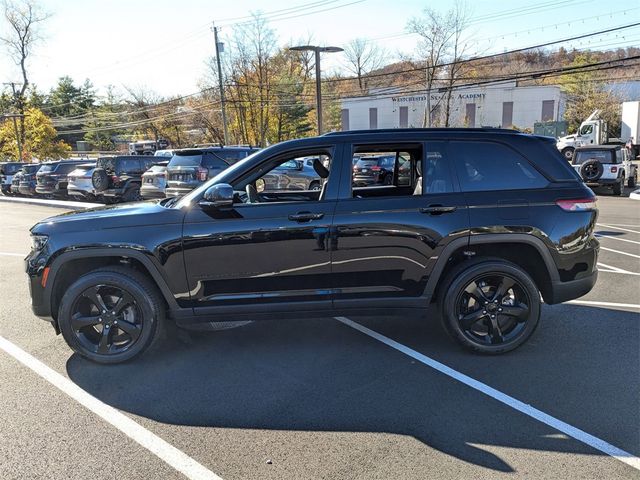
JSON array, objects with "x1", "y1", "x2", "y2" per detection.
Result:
[
  {"x1": 67, "y1": 163, "x2": 99, "y2": 201},
  {"x1": 572, "y1": 145, "x2": 637, "y2": 195}
]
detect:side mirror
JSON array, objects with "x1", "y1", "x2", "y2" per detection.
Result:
[{"x1": 202, "y1": 183, "x2": 234, "y2": 209}]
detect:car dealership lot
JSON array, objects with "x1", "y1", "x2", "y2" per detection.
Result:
[{"x1": 0, "y1": 197, "x2": 638, "y2": 480}]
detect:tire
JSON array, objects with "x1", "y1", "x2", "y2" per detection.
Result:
[
  {"x1": 383, "y1": 174, "x2": 393, "y2": 185},
  {"x1": 122, "y1": 185, "x2": 142, "y2": 202},
  {"x1": 579, "y1": 159, "x2": 604, "y2": 182},
  {"x1": 57, "y1": 266, "x2": 167, "y2": 364},
  {"x1": 438, "y1": 259, "x2": 541, "y2": 355},
  {"x1": 561, "y1": 147, "x2": 574, "y2": 161},
  {"x1": 612, "y1": 176, "x2": 624, "y2": 196},
  {"x1": 628, "y1": 173, "x2": 637, "y2": 188},
  {"x1": 92, "y1": 168, "x2": 109, "y2": 192},
  {"x1": 309, "y1": 181, "x2": 321, "y2": 191}
]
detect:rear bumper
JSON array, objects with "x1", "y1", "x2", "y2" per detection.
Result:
[
  {"x1": 36, "y1": 184, "x2": 64, "y2": 195},
  {"x1": 18, "y1": 184, "x2": 36, "y2": 195},
  {"x1": 166, "y1": 187, "x2": 195, "y2": 197},
  {"x1": 140, "y1": 187, "x2": 166, "y2": 199},
  {"x1": 68, "y1": 188, "x2": 95, "y2": 198},
  {"x1": 547, "y1": 270, "x2": 598, "y2": 304},
  {"x1": 585, "y1": 179, "x2": 619, "y2": 186}
]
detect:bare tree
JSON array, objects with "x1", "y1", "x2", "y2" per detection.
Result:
[
  {"x1": 1, "y1": 0, "x2": 50, "y2": 150},
  {"x1": 442, "y1": 2, "x2": 471, "y2": 127},
  {"x1": 407, "y1": 7, "x2": 456, "y2": 127},
  {"x1": 343, "y1": 38, "x2": 387, "y2": 92}
]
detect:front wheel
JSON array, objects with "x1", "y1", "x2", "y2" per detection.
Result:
[
  {"x1": 439, "y1": 259, "x2": 541, "y2": 354},
  {"x1": 612, "y1": 177, "x2": 624, "y2": 196},
  {"x1": 57, "y1": 267, "x2": 166, "y2": 364},
  {"x1": 628, "y1": 173, "x2": 637, "y2": 188},
  {"x1": 561, "y1": 147, "x2": 574, "y2": 161}
]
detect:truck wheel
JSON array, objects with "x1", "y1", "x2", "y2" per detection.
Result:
[
  {"x1": 561, "y1": 147, "x2": 574, "y2": 161},
  {"x1": 628, "y1": 174, "x2": 637, "y2": 188},
  {"x1": 57, "y1": 266, "x2": 167, "y2": 364},
  {"x1": 438, "y1": 259, "x2": 541, "y2": 355},
  {"x1": 122, "y1": 186, "x2": 142, "y2": 202},
  {"x1": 612, "y1": 177, "x2": 624, "y2": 196}
]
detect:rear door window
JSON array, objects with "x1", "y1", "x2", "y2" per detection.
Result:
[
  {"x1": 573, "y1": 150, "x2": 612, "y2": 165},
  {"x1": 452, "y1": 141, "x2": 548, "y2": 192}
]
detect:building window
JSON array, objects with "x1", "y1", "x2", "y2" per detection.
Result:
[
  {"x1": 541, "y1": 100, "x2": 555, "y2": 121},
  {"x1": 399, "y1": 106, "x2": 408, "y2": 128},
  {"x1": 465, "y1": 103, "x2": 476, "y2": 127},
  {"x1": 502, "y1": 102, "x2": 513, "y2": 128},
  {"x1": 341, "y1": 109, "x2": 350, "y2": 131},
  {"x1": 369, "y1": 108, "x2": 378, "y2": 129}
]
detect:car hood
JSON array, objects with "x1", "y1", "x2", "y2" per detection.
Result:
[{"x1": 31, "y1": 200, "x2": 184, "y2": 235}]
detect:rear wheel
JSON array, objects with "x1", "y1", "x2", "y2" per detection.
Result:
[
  {"x1": 309, "y1": 181, "x2": 321, "y2": 191},
  {"x1": 122, "y1": 186, "x2": 142, "y2": 202},
  {"x1": 57, "y1": 267, "x2": 166, "y2": 364},
  {"x1": 439, "y1": 259, "x2": 541, "y2": 354},
  {"x1": 612, "y1": 177, "x2": 624, "y2": 196}
]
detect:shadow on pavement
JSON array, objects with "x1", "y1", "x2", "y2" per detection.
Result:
[{"x1": 64, "y1": 304, "x2": 634, "y2": 473}]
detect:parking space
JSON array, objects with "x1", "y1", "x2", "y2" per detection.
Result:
[{"x1": 0, "y1": 196, "x2": 638, "y2": 479}]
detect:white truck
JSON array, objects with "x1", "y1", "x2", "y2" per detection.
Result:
[
  {"x1": 556, "y1": 110, "x2": 620, "y2": 160},
  {"x1": 621, "y1": 101, "x2": 640, "y2": 159}
]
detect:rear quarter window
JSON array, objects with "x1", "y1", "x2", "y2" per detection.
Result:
[{"x1": 452, "y1": 141, "x2": 548, "y2": 192}]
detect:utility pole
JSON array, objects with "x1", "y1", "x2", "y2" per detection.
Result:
[
  {"x1": 425, "y1": 68, "x2": 431, "y2": 128},
  {"x1": 2, "y1": 82, "x2": 24, "y2": 161},
  {"x1": 289, "y1": 45, "x2": 343, "y2": 135},
  {"x1": 213, "y1": 24, "x2": 229, "y2": 145}
]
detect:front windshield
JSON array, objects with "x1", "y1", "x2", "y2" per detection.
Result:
[{"x1": 175, "y1": 149, "x2": 263, "y2": 208}]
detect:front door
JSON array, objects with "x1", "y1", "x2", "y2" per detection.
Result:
[
  {"x1": 331, "y1": 140, "x2": 469, "y2": 309},
  {"x1": 181, "y1": 145, "x2": 340, "y2": 315}
]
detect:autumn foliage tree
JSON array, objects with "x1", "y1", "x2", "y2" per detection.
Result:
[{"x1": 0, "y1": 107, "x2": 71, "y2": 160}]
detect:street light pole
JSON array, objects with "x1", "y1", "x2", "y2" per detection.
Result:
[
  {"x1": 213, "y1": 24, "x2": 229, "y2": 145},
  {"x1": 289, "y1": 45, "x2": 343, "y2": 135}
]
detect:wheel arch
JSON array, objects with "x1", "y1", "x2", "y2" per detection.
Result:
[
  {"x1": 46, "y1": 248, "x2": 179, "y2": 322},
  {"x1": 425, "y1": 234, "x2": 559, "y2": 304}
]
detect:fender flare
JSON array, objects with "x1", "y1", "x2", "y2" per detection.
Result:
[
  {"x1": 45, "y1": 247, "x2": 181, "y2": 316},
  {"x1": 423, "y1": 233, "x2": 559, "y2": 300}
]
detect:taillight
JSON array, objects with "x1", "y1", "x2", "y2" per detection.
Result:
[
  {"x1": 610, "y1": 166, "x2": 617, "y2": 173},
  {"x1": 111, "y1": 175, "x2": 120, "y2": 183},
  {"x1": 555, "y1": 198, "x2": 597, "y2": 212},
  {"x1": 197, "y1": 167, "x2": 208, "y2": 182}
]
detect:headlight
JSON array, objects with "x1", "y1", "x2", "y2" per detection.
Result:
[{"x1": 31, "y1": 234, "x2": 49, "y2": 252}]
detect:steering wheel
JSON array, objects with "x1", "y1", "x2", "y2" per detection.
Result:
[{"x1": 245, "y1": 184, "x2": 261, "y2": 203}]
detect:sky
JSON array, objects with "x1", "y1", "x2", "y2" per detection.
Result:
[{"x1": 1, "y1": 0, "x2": 638, "y2": 100}]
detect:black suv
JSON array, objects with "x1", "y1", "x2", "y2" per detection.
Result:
[
  {"x1": 165, "y1": 146, "x2": 258, "y2": 197},
  {"x1": 26, "y1": 129, "x2": 599, "y2": 364},
  {"x1": 17, "y1": 164, "x2": 43, "y2": 196},
  {"x1": 35, "y1": 160, "x2": 86, "y2": 198},
  {"x1": 91, "y1": 156, "x2": 156, "y2": 203}
]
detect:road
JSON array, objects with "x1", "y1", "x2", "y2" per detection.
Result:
[{"x1": 0, "y1": 195, "x2": 638, "y2": 480}]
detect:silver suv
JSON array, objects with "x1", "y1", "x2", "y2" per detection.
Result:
[{"x1": 165, "y1": 147, "x2": 258, "y2": 197}]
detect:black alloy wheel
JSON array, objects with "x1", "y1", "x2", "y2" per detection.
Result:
[
  {"x1": 69, "y1": 285, "x2": 142, "y2": 355},
  {"x1": 455, "y1": 274, "x2": 530, "y2": 347},
  {"x1": 440, "y1": 259, "x2": 541, "y2": 354},
  {"x1": 58, "y1": 267, "x2": 166, "y2": 364}
]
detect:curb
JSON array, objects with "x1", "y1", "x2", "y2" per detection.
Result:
[
  {"x1": 0, "y1": 195, "x2": 103, "y2": 210},
  {"x1": 630, "y1": 189, "x2": 640, "y2": 200}
]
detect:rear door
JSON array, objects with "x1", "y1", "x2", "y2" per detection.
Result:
[{"x1": 331, "y1": 141, "x2": 469, "y2": 309}]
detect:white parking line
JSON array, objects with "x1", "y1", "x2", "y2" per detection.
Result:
[
  {"x1": 600, "y1": 246, "x2": 640, "y2": 259},
  {"x1": 597, "y1": 224, "x2": 640, "y2": 235},
  {"x1": 336, "y1": 317, "x2": 640, "y2": 471},
  {"x1": 567, "y1": 300, "x2": 640, "y2": 309},
  {"x1": 596, "y1": 234, "x2": 640, "y2": 246},
  {"x1": 602, "y1": 224, "x2": 640, "y2": 228},
  {"x1": 0, "y1": 335, "x2": 223, "y2": 480},
  {"x1": 597, "y1": 263, "x2": 640, "y2": 276},
  {"x1": 0, "y1": 252, "x2": 25, "y2": 257}
]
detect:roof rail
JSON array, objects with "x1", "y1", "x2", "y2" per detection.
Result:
[{"x1": 323, "y1": 127, "x2": 521, "y2": 136}]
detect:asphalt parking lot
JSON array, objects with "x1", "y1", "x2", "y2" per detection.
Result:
[{"x1": 0, "y1": 193, "x2": 638, "y2": 480}]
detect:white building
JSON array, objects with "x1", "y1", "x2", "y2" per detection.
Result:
[{"x1": 340, "y1": 82, "x2": 565, "y2": 131}]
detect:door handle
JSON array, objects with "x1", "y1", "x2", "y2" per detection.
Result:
[
  {"x1": 420, "y1": 205, "x2": 457, "y2": 215},
  {"x1": 288, "y1": 212, "x2": 325, "y2": 222}
]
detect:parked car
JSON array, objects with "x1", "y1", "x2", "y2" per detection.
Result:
[
  {"x1": 91, "y1": 156, "x2": 156, "y2": 203},
  {"x1": 35, "y1": 160, "x2": 87, "y2": 198},
  {"x1": 0, "y1": 162, "x2": 25, "y2": 195},
  {"x1": 140, "y1": 161, "x2": 169, "y2": 199},
  {"x1": 18, "y1": 164, "x2": 42, "y2": 196},
  {"x1": 572, "y1": 144, "x2": 637, "y2": 195},
  {"x1": 10, "y1": 170, "x2": 23, "y2": 195},
  {"x1": 153, "y1": 149, "x2": 175, "y2": 158},
  {"x1": 262, "y1": 157, "x2": 323, "y2": 191},
  {"x1": 26, "y1": 128, "x2": 599, "y2": 364},
  {"x1": 67, "y1": 163, "x2": 99, "y2": 201},
  {"x1": 165, "y1": 146, "x2": 258, "y2": 197}
]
